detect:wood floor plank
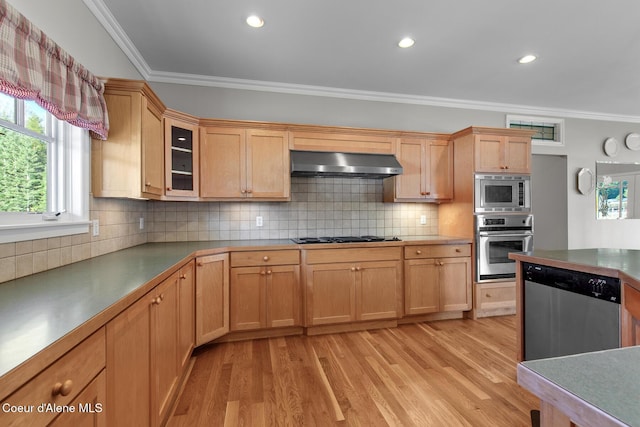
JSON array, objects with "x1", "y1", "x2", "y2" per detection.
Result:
[{"x1": 169, "y1": 316, "x2": 539, "y2": 426}]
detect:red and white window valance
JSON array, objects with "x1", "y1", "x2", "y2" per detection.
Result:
[{"x1": 0, "y1": 0, "x2": 108, "y2": 139}]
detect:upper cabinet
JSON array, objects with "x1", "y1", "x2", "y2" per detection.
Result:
[
  {"x1": 200, "y1": 125, "x2": 290, "y2": 200},
  {"x1": 91, "y1": 79, "x2": 165, "y2": 199},
  {"x1": 289, "y1": 130, "x2": 395, "y2": 154},
  {"x1": 164, "y1": 110, "x2": 200, "y2": 198},
  {"x1": 383, "y1": 137, "x2": 453, "y2": 202},
  {"x1": 474, "y1": 134, "x2": 531, "y2": 174}
]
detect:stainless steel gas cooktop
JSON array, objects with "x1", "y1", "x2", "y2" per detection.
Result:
[{"x1": 291, "y1": 236, "x2": 401, "y2": 244}]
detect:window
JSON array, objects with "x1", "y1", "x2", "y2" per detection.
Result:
[
  {"x1": 0, "y1": 93, "x2": 89, "y2": 243},
  {"x1": 597, "y1": 175, "x2": 629, "y2": 219},
  {"x1": 506, "y1": 115, "x2": 564, "y2": 147}
]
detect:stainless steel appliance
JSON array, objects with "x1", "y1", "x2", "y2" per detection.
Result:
[
  {"x1": 474, "y1": 174, "x2": 531, "y2": 212},
  {"x1": 523, "y1": 262, "x2": 620, "y2": 360},
  {"x1": 475, "y1": 214, "x2": 533, "y2": 282},
  {"x1": 292, "y1": 236, "x2": 401, "y2": 244},
  {"x1": 290, "y1": 150, "x2": 403, "y2": 178}
]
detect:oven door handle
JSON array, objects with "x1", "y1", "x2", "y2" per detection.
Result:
[{"x1": 477, "y1": 232, "x2": 533, "y2": 237}]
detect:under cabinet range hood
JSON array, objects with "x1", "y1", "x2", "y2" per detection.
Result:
[{"x1": 290, "y1": 150, "x2": 403, "y2": 179}]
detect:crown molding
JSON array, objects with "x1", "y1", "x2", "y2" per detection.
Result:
[
  {"x1": 85, "y1": 0, "x2": 640, "y2": 124},
  {"x1": 82, "y1": 0, "x2": 151, "y2": 78}
]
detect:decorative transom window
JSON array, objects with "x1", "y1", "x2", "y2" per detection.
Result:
[
  {"x1": 0, "y1": 92, "x2": 90, "y2": 243},
  {"x1": 506, "y1": 115, "x2": 564, "y2": 147}
]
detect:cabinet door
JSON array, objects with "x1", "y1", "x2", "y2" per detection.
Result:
[
  {"x1": 178, "y1": 261, "x2": 195, "y2": 371},
  {"x1": 246, "y1": 129, "x2": 290, "y2": 198},
  {"x1": 404, "y1": 259, "x2": 440, "y2": 315},
  {"x1": 141, "y1": 96, "x2": 164, "y2": 196},
  {"x1": 49, "y1": 371, "x2": 106, "y2": 427},
  {"x1": 394, "y1": 138, "x2": 426, "y2": 199},
  {"x1": 200, "y1": 127, "x2": 246, "y2": 198},
  {"x1": 306, "y1": 264, "x2": 357, "y2": 325},
  {"x1": 358, "y1": 261, "x2": 402, "y2": 320},
  {"x1": 474, "y1": 135, "x2": 505, "y2": 173},
  {"x1": 440, "y1": 257, "x2": 472, "y2": 312},
  {"x1": 504, "y1": 136, "x2": 531, "y2": 173},
  {"x1": 195, "y1": 254, "x2": 229, "y2": 345},
  {"x1": 230, "y1": 266, "x2": 266, "y2": 330},
  {"x1": 165, "y1": 117, "x2": 199, "y2": 197},
  {"x1": 427, "y1": 140, "x2": 453, "y2": 200},
  {"x1": 106, "y1": 291, "x2": 151, "y2": 427},
  {"x1": 150, "y1": 272, "x2": 180, "y2": 426},
  {"x1": 623, "y1": 283, "x2": 640, "y2": 347},
  {"x1": 267, "y1": 265, "x2": 301, "y2": 328}
]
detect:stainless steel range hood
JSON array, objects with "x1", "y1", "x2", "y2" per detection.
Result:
[{"x1": 290, "y1": 150, "x2": 403, "y2": 178}]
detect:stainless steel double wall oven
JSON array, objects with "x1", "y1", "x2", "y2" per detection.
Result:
[{"x1": 474, "y1": 174, "x2": 533, "y2": 282}]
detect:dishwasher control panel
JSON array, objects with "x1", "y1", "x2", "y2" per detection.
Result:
[{"x1": 523, "y1": 262, "x2": 620, "y2": 303}]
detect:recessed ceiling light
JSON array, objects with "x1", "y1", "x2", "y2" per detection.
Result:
[
  {"x1": 518, "y1": 54, "x2": 537, "y2": 64},
  {"x1": 398, "y1": 37, "x2": 415, "y2": 48},
  {"x1": 246, "y1": 15, "x2": 264, "y2": 28}
]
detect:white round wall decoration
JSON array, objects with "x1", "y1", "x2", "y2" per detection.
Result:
[
  {"x1": 625, "y1": 133, "x2": 640, "y2": 151},
  {"x1": 603, "y1": 137, "x2": 619, "y2": 157}
]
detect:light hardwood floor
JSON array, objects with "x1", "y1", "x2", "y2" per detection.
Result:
[{"x1": 168, "y1": 316, "x2": 539, "y2": 426}]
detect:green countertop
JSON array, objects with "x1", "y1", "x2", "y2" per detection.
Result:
[
  {"x1": 0, "y1": 236, "x2": 469, "y2": 380},
  {"x1": 519, "y1": 347, "x2": 640, "y2": 426}
]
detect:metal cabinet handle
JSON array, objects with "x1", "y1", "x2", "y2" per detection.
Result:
[
  {"x1": 263, "y1": 256, "x2": 269, "y2": 261},
  {"x1": 416, "y1": 250, "x2": 422, "y2": 255}
]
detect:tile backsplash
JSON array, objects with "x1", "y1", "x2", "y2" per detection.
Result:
[
  {"x1": 147, "y1": 178, "x2": 438, "y2": 241},
  {"x1": 0, "y1": 177, "x2": 438, "y2": 284}
]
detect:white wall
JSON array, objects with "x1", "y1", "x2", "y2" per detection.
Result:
[{"x1": 10, "y1": 0, "x2": 640, "y2": 250}]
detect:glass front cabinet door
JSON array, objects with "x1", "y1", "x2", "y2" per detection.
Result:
[{"x1": 164, "y1": 112, "x2": 200, "y2": 198}]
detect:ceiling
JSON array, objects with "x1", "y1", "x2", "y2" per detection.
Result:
[{"x1": 84, "y1": 0, "x2": 640, "y2": 122}]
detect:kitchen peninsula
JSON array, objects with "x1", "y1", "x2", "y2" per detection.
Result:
[
  {"x1": 511, "y1": 249, "x2": 640, "y2": 427},
  {"x1": 0, "y1": 236, "x2": 470, "y2": 426}
]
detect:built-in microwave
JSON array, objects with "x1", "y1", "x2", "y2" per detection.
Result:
[{"x1": 474, "y1": 174, "x2": 531, "y2": 212}]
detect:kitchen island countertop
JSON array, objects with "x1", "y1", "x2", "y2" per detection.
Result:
[{"x1": 518, "y1": 346, "x2": 640, "y2": 426}]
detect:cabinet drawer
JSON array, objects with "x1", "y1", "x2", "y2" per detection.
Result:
[
  {"x1": 230, "y1": 250, "x2": 299, "y2": 267},
  {"x1": 304, "y1": 247, "x2": 402, "y2": 264},
  {"x1": 1, "y1": 328, "x2": 106, "y2": 427},
  {"x1": 476, "y1": 282, "x2": 516, "y2": 309},
  {"x1": 404, "y1": 244, "x2": 470, "y2": 259}
]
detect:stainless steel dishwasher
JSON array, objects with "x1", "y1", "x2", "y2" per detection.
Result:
[{"x1": 523, "y1": 262, "x2": 621, "y2": 361}]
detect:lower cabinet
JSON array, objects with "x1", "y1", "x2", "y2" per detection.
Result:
[
  {"x1": 404, "y1": 244, "x2": 472, "y2": 315},
  {"x1": 622, "y1": 283, "x2": 640, "y2": 347},
  {"x1": 106, "y1": 261, "x2": 194, "y2": 427},
  {"x1": 195, "y1": 254, "x2": 230, "y2": 345},
  {"x1": 1, "y1": 328, "x2": 106, "y2": 427},
  {"x1": 304, "y1": 247, "x2": 403, "y2": 326},
  {"x1": 229, "y1": 250, "x2": 301, "y2": 331}
]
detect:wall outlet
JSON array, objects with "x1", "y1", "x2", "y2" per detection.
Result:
[
  {"x1": 420, "y1": 215, "x2": 427, "y2": 225},
  {"x1": 256, "y1": 216, "x2": 263, "y2": 227},
  {"x1": 92, "y1": 219, "x2": 100, "y2": 236},
  {"x1": 139, "y1": 217, "x2": 144, "y2": 230}
]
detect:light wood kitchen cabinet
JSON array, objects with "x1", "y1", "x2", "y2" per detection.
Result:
[
  {"x1": 622, "y1": 282, "x2": 640, "y2": 347},
  {"x1": 150, "y1": 271, "x2": 180, "y2": 427},
  {"x1": 383, "y1": 137, "x2": 453, "y2": 202},
  {"x1": 288, "y1": 130, "x2": 395, "y2": 154},
  {"x1": 91, "y1": 78, "x2": 165, "y2": 199},
  {"x1": 177, "y1": 261, "x2": 195, "y2": 374},
  {"x1": 229, "y1": 250, "x2": 301, "y2": 331},
  {"x1": 474, "y1": 134, "x2": 531, "y2": 174},
  {"x1": 1, "y1": 329, "x2": 106, "y2": 427},
  {"x1": 106, "y1": 265, "x2": 190, "y2": 426},
  {"x1": 195, "y1": 254, "x2": 230, "y2": 345},
  {"x1": 200, "y1": 126, "x2": 290, "y2": 200},
  {"x1": 474, "y1": 281, "x2": 516, "y2": 318},
  {"x1": 49, "y1": 371, "x2": 106, "y2": 427},
  {"x1": 404, "y1": 244, "x2": 472, "y2": 315},
  {"x1": 164, "y1": 110, "x2": 200, "y2": 198},
  {"x1": 304, "y1": 247, "x2": 402, "y2": 326}
]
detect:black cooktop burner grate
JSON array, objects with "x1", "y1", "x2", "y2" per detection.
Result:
[{"x1": 291, "y1": 236, "x2": 401, "y2": 244}]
